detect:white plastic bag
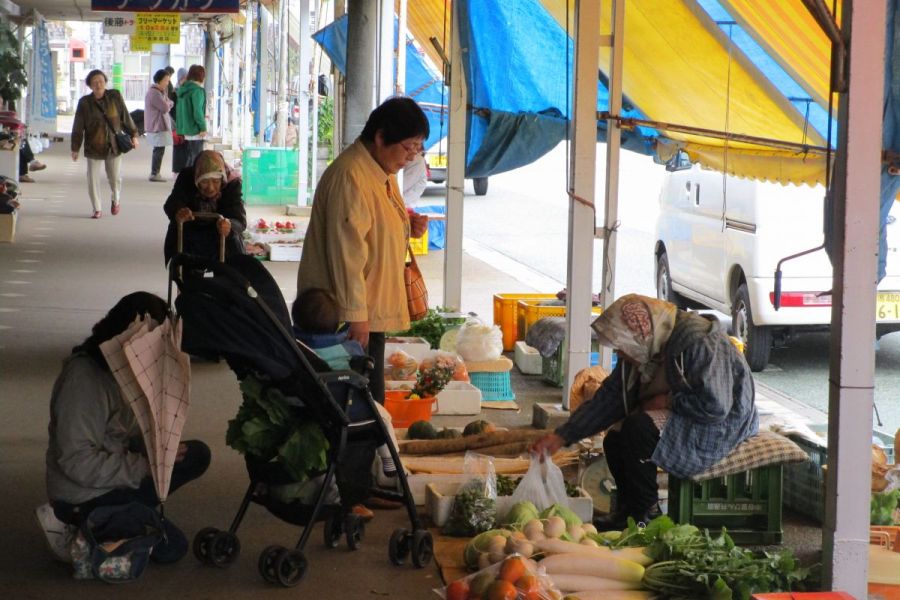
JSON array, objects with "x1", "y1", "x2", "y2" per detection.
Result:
[
  {"x1": 455, "y1": 319, "x2": 503, "y2": 362},
  {"x1": 508, "y1": 451, "x2": 568, "y2": 513}
]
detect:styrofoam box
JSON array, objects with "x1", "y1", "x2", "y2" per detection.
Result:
[
  {"x1": 425, "y1": 481, "x2": 593, "y2": 527},
  {"x1": 384, "y1": 337, "x2": 432, "y2": 364},
  {"x1": 514, "y1": 341, "x2": 542, "y2": 375},
  {"x1": 0, "y1": 210, "x2": 17, "y2": 243},
  {"x1": 386, "y1": 381, "x2": 483, "y2": 415},
  {"x1": 267, "y1": 243, "x2": 303, "y2": 261}
]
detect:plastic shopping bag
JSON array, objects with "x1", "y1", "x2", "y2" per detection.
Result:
[
  {"x1": 455, "y1": 319, "x2": 503, "y2": 362},
  {"x1": 508, "y1": 451, "x2": 568, "y2": 513},
  {"x1": 442, "y1": 452, "x2": 498, "y2": 536}
]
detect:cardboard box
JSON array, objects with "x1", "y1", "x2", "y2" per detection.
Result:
[
  {"x1": 514, "y1": 341, "x2": 542, "y2": 375},
  {"x1": 425, "y1": 481, "x2": 593, "y2": 527},
  {"x1": 267, "y1": 243, "x2": 302, "y2": 261},
  {"x1": 0, "y1": 210, "x2": 17, "y2": 243}
]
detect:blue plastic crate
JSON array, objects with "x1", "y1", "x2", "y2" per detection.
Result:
[{"x1": 469, "y1": 371, "x2": 515, "y2": 401}]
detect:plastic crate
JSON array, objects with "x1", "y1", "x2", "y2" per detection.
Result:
[
  {"x1": 469, "y1": 370, "x2": 515, "y2": 401},
  {"x1": 516, "y1": 300, "x2": 603, "y2": 341},
  {"x1": 410, "y1": 229, "x2": 429, "y2": 255},
  {"x1": 493, "y1": 293, "x2": 558, "y2": 352},
  {"x1": 542, "y1": 341, "x2": 602, "y2": 387},
  {"x1": 782, "y1": 434, "x2": 826, "y2": 522},
  {"x1": 242, "y1": 147, "x2": 299, "y2": 206},
  {"x1": 669, "y1": 463, "x2": 784, "y2": 545}
]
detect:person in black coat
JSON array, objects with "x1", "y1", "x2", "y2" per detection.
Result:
[{"x1": 163, "y1": 150, "x2": 246, "y2": 264}]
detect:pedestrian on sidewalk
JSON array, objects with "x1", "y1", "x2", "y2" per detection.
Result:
[
  {"x1": 175, "y1": 64, "x2": 207, "y2": 171},
  {"x1": 18, "y1": 135, "x2": 46, "y2": 183},
  {"x1": 145, "y1": 69, "x2": 174, "y2": 182},
  {"x1": 70, "y1": 69, "x2": 139, "y2": 219}
]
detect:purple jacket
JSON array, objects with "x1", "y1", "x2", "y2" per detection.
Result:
[{"x1": 143, "y1": 85, "x2": 172, "y2": 133}]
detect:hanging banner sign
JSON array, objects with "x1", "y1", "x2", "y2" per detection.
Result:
[
  {"x1": 27, "y1": 13, "x2": 57, "y2": 134},
  {"x1": 91, "y1": 0, "x2": 239, "y2": 14},
  {"x1": 129, "y1": 36, "x2": 152, "y2": 52},
  {"x1": 133, "y1": 12, "x2": 180, "y2": 44},
  {"x1": 102, "y1": 14, "x2": 136, "y2": 34}
]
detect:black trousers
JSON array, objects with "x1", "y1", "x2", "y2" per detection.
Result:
[
  {"x1": 53, "y1": 440, "x2": 211, "y2": 525},
  {"x1": 603, "y1": 412, "x2": 661, "y2": 516},
  {"x1": 19, "y1": 139, "x2": 34, "y2": 176},
  {"x1": 368, "y1": 332, "x2": 385, "y2": 404},
  {"x1": 184, "y1": 140, "x2": 204, "y2": 169},
  {"x1": 151, "y1": 146, "x2": 166, "y2": 176}
]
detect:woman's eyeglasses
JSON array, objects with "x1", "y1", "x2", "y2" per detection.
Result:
[{"x1": 399, "y1": 140, "x2": 424, "y2": 156}]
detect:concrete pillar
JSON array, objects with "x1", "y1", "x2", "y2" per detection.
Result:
[
  {"x1": 230, "y1": 25, "x2": 241, "y2": 150},
  {"x1": 258, "y1": 5, "x2": 271, "y2": 144},
  {"x1": 376, "y1": 0, "x2": 393, "y2": 104},
  {"x1": 343, "y1": 0, "x2": 377, "y2": 147},
  {"x1": 242, "y1": 5, "x2": 253, "y2": 148},
  {"x1": 443, "y1": 0, "x2": 466, "y2": 311},
  {"x1": 273, "y1": 0, "x2": 289, "y2": 147},
  {"x1": 823, "y1": 0, "x2": 887, "y2": 595},
  {"x1": 296, "y1": 0, "x2": 312, "y2": 204},
  {"x1": 204, "y1": 22, "x2": 219, "y2": 137}
]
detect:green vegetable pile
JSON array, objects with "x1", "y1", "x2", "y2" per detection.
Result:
[
  {"x1": 441, "y1": 484, "x2": 497, "y2": 537},
  {"x1": 226, "y1": 375, "x2": 329, "y2": 483},
  {"x1": 389, "y1": 307, "x2": 467, "y2": 349},
  {"x1": 606, "y1": 516, "x2": 811, "y2": 599},
  {"x1": 871, "y1": 489, "x2": 900, "y2": 525}
]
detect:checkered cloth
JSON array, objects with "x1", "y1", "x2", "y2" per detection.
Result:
[{"x1": 688, "y1": 429, "x2": 809, "y2": 482}]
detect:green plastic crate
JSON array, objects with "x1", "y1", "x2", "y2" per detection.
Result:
[
  {"x1": 242, "y1": 147, "x2": 299, "y2": 205},
  {"x1": 668, "y1": 464, "x2": 784, "y2": 545}
]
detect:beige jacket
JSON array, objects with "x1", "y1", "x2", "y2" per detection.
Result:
[{"x1": 297, "y1": 140, "x2": 411, "y2": 332}]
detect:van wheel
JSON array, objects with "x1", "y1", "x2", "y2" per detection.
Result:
[
  {"x1": 473, "y1": 177, "x2": 488, "y2": 196},
  {"x1": 731, "y1": 283, "x2": 772, "y2": 371},
  {"x1": 656, "y1": 253, "x2": 686, "y2": 309}
]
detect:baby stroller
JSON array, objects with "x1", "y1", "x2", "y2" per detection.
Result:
[{"x1": 169, "y1": 253, "x2": 433, "y2": 586}]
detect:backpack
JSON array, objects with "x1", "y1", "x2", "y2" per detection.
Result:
[{"x1": 71, "y1": 502, "x2": 164, "y2": 583}]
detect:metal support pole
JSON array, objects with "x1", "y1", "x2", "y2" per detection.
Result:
[
  {"x1": 562, "y1": 0, "x2": 601, "y2": 407},
  {"x1": 296, "y1": 0, "x2": 312, "y2": 205},
  {"x1": 344, "y1": 0, "x2": 377, "y2": 146},
  {"x1": 396, "y1": 0, "x2": 408, "y2": 94},
  {"x1": 597, "y1": 0, "x2": 625, "y2": 370},
  {"x1": 823, "y1": 0, "x2": 886, "y2": 594},
  {"x1": 376, "y1": 0, "x2": 393, "y2": 104},
  {"x1": 230, "y1": 24, "x2": 241, "y2": 151},
  {"x1": 258, "y1": 5, "x2": 271, "y2": 145},
  {"x1": 242, "y1": 5, "x2": 254, "y2": 149},
  {"x1": 204, "y1": 22, "x2": 219, "y2": 138},
  {"x1": 443, "y1": 0, "x2": 466, "y2": 311},
  {"x1": 274, "y1": 0, "x2": 289, "y2": 147}
]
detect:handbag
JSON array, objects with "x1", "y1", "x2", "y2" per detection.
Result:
[
  {"x1": 98, "y1": 101, "x2": 134, "y2": 154},
  {"x1": 404, "y1": 243, "x2": 429, "y2": 321}
]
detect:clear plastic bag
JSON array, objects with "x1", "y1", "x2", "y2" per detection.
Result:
[
  {"x1": 508, "y1": 451, "x2": 569, "y2": 513},
  {"x1": 441, "y1": 452, "x2": 498, "y2": 536},
  {"x1": 386, "y1": 349, "x2": 418, "y2": 380},
  {"x1": 434, "y1": 554, "x2": 562, "y2": 600},
  {"x1": 455, "y1": 319, "x2": 503, "y2": 362}
]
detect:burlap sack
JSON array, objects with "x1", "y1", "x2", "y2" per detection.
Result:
[{"x1": 568, "y1": 365, "x2": 609, "y2": 413}]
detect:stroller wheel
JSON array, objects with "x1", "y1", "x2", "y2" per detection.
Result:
[
  {"x1": 193, "y1": 527, "x2": 219, "y2": 564},
  {"x1": 324, "y1": 514, "x2": 343, "y2": 548},
  {"x1": 209, "y1": 531, "x2": 241, "y2": 567},
  {"x1": 411, "y1": 529, "x2": 434, "y2": 568},
  {"x1": 388, "y1": 528, "x2": 410, "y2": 566},
  {"x1": 258, "y1": 545, "x2": 287, "y2": 583},
  {"x1": 274, "y1": 549, "x2": 308, "y2": 587},
  {"x1": 345, "y1": 514, "x2": 365, "y2": 550}
]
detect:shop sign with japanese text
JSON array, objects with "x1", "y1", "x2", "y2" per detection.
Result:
[
  {"x1": 133, "y1": 12, "x2": 180, "y2": 44},
  {"x1": 91, "y1": 0, "x2": 238, "y2": 14},
  {"x1": 102, "y1": 14, "x2": 136, "y2": 34},
  {"x1": 129, "y1": 36, "x2": 152, "y2": 52}
]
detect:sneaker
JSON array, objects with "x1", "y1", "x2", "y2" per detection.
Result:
[
  {"x1": 91, "y1": 210, "x2": 102, "y2": 219},
  {"x1": 149, "y1": 174, "x2": 167, "y2": 182},
  {"x1": 28, "y1": 160, "x2": 47, "y2": 171},
  {"x1": 111, "y1": 202, "x2": 120, "y2": 216},
  {"x1": 19, "y1": 174, "x2": 34, "y2": 183},
  {"x1": 34, "y1": 503, "x2": 74, "y2": 563},
  {"x1": 351, "y1": 504, "x2": 374, "y2": 522}
]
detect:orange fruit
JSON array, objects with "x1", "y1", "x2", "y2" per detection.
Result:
[
  {"x1": 498, "y1": 556, "x2": 528, "y2": 583},
  {"x1": 446, "y1": 579, "x2": 470, "y2": 600},
  {"x1": 486, "y1": 580, "x2": 518, "y2": 600},
  {"x1": 516, "y1": 573, "x2": 541, "y2": 600}
]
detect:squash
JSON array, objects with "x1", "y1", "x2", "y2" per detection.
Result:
[
  {"x1": 463, "y1": 419, "x2": 496, "y2": 436},
  {"x1": 436, "y1": 428, "x2": 463, "y2": 440},
  {"x1": 408, "y1": 420, "x2": 438, "y2": 440}
]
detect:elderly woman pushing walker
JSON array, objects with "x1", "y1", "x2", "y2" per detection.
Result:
[{"x1": 531, "y1": 293, "x2": 758, "y2": 530}]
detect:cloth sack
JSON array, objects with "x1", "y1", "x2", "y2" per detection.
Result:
[
  {"x1": 72, "y1": 502, "x2": 164, "y2": 583},
  {"x1": 404, "y1": 245, "x2": 428, "y2": 321}
]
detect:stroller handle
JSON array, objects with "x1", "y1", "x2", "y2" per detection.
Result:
[{"x1": 176, "y1": 211, "x2": 227, "y2": 263}]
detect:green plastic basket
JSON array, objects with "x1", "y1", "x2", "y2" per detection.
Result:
[
  {"x1": 242, "y1": 147, "x2": 299, "y2": 206},
  {"x1": 469, "y1": 371, "x2": 515, "y2": 401}
]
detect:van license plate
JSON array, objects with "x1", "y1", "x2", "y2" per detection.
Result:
[{"x1": 876, "y1": 292, "x2": 900, "y2": 320}]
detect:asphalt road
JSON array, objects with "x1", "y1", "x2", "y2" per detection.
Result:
[{"x1": 439, "y1": 142, "x2": 900, "y2": 440}]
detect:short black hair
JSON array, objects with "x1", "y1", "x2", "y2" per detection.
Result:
[
  {"x1": 85, "y1": 69, "x2": 107, "y2": 87},
  {"x1": 153, "y1": 69, "x2": 169, "y2": 84},
  {"x1": 164, "y1": 66, "x2": 175, "y2": 75},
  {"x1": 359, "y1": 96, "x2": 429, "y2": 145},
  {"x1": 292, "y1": 288, "x2": 340, "y2": 334}
]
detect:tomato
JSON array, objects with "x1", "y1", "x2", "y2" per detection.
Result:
[
  {"x1": 486, "y1": 580, "x2": 517, "y2": 600},
  {"x1": 498, "y1": 556, "x2": 527, "y2": 583},
  {"x1": 516, "y1": 573, "x2": 542, "y2": 600},
  {"x1": 446, "y1": 579, "x2": 469, "y2": 600}
]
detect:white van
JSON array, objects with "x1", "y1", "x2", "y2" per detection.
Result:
[{"x1": 654, "y1": 163, "x2": 900, "y2": 371}]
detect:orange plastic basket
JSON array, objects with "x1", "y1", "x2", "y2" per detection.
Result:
[{"x1": 383, "y1": 390, "x2": 436, "y2": 428}]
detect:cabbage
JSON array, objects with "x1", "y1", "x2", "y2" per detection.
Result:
[
  {"x1": 503, "y1": 501, "x2": 540, "y2": 528},
  {"x1": 540, "y1": 503, "x2": 582, "y2": 529}
]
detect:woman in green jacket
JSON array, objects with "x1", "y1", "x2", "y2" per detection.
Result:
[
  {"x1": 174, "y1": 64, "x2": 207, "y2": 170},
  {"x1": 70, "y1": 69, "x2": 139, "y2": 219}
]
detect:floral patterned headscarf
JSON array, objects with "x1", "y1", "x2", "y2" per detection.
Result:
[{"x1": 591, "y1": 293, "x2": 678, "y2": 383}]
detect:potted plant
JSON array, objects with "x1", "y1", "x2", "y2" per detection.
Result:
[{"x1": 0, "y1": 21, "x2": 27, "y2": 111}]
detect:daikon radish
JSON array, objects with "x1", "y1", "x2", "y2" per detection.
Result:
[
  {"x1": 564, "y1": 591, "x2": 654, "y2": 600},
  {"x1": 541, "y1": 552, "x2": 644, "y2": 584},
  {"x1": 550, "y1": 574, "x2": 642, "y2": 592},
  {"x1": 536, "y1": 538, "x2": 653, "y2": 567}
]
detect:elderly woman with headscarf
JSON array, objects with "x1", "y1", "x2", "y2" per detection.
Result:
[
  {"x1": 531, "y1": 293, "x2": 758, "y2": 529},
  {"x1": 163, "y1": 150, "x2": 246, "y2": 264}
]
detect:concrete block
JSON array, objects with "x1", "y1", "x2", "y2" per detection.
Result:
[{"x1": 532, "y1": 401, "x2": 570, "y2": 430}]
